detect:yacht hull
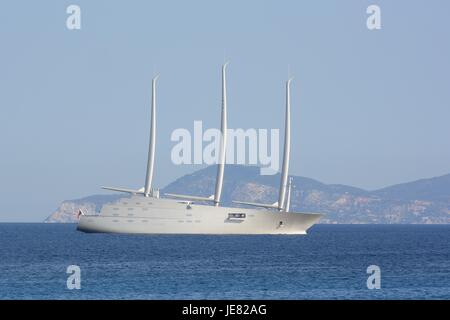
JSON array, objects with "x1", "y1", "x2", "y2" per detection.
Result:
[{"x1": 77, "y1": 196, "x2": 321, "y2": 235}]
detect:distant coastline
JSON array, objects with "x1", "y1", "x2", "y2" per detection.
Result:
[{"x1": 45, "y1": 165, "x2": 450, "y2": 224}]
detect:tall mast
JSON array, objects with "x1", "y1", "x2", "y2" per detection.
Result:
[
  {"x1": 144, "y1": 75, "x2": 159, "y2": 197},
  {"x1": 213, "y1": 62, "x2": 228, "y2": 206},
  {"x1": 278, "y1": 78, "x2": 292, "y2": 210},
  {"x1": 164, "y1": 64, "x2": 230, "y2": 205}
]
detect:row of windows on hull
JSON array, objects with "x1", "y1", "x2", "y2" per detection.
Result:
[
  {"x1": 110, "y1": 219, "x2": 202, "y2": 223},
  {"x1": 228, "y1": 213, "x2": 246, "y2": 219},
  {"x1": 114, "y1": 202, "x2": 153, "y2": 206}
]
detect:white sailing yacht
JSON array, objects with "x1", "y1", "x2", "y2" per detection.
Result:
[{"x1": 77, "y1": 64, "x2": 322, "y2": 234}]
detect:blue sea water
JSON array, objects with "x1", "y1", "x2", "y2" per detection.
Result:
[{"x1": 0, "y1": 224, "x2": 448, "y2": 299}]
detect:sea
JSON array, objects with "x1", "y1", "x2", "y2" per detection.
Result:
[{"x1": 0, "y1": 224, "x2": 448, "y2": 300}]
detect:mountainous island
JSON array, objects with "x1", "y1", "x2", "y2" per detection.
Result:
[{"x1": 45, "y1": 165, "x2": 450, "y2": 224}]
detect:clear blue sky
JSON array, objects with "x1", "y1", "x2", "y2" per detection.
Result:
[{"x1": 1, "y1": 0, "x2": 449, "y2": 222}]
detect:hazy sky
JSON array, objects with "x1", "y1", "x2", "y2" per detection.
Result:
[{"x1": 1, "y1": 0, "x2": 449, "y2": 221}]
